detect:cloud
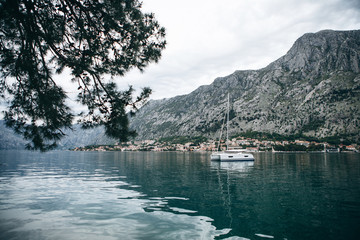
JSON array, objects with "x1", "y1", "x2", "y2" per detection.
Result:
[
  {"x1": 58, "y1": 0, "x2": 360, "y2": 102},
  {"x1": 1, "y1": 0, "x2": 358, "y2": 124},
  {"x1": 5, "y1": 0, "x2": 359, "y2": 110},
  {"x1": 118, "y1": 0, "x2": 359, "y2": 100}
]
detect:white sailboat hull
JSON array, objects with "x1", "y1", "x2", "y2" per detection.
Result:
[
  {"x1": 210, "y1": 93, "x2": 256, "y2": 162},
  {"x1": 211, "y1": 151, "x2": 255, "y2": 161}
]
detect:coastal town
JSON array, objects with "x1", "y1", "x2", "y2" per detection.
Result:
[{"x1": 72, "y1": 136, "x2": 359, "y2": 153}]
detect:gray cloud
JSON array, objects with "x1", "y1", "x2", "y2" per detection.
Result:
[
  {"x1": 2, "y1": 0, "x2": 358, "y2": 119},
  {"x1": 123, "y1": 0, "x2": 360, "y2": 100},
  {"x1": 54, "y1": 0, "x2": 360, "y2": 102}
]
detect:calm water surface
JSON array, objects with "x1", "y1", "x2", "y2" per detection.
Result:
[{"x1": 0, "y1": 151, "x2": 359, "y2": 240}]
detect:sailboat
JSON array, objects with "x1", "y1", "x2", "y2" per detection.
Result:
[{"x1": 210, "y1": 94, "x2": 255, "y2": 162}]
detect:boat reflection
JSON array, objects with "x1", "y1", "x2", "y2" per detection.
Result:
[{"x1": 211, "y1": 161, "x2": 254, "y2": 173}]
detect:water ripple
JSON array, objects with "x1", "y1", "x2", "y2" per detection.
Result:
[{"x1": 0, "y1": 155, "x2": 232, "y2": 240}]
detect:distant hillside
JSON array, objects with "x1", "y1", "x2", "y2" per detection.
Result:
[
  {"x1": 0, "y1": 120, "x2": 27, "y2": 149},
  {"x1": 0, "y1": 120, "x2": 115, "y2": 150},
  {"x1": 130, "y1": 30, "x2": 360, "y2": 143},
  {"x1": 57, "y1": 125, "x2": 115, "y2": 149}
]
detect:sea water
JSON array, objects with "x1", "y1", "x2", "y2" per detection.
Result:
[{"x1": 0, "y1": 150, "x2": 359, "y2": 240}]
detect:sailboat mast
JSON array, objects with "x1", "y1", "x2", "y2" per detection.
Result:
[{"x1": 226, "y1": 93, "x2": 229, "y2": 150}]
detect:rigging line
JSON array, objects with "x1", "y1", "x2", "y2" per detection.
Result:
[
  {"x1": 216, "y1": 108, "x2": 227, "y2": 152},
  {"x1": 216, "y1": 94, "x2": 230, "y2": 152},
  {"x1": 226, "y1": 93, "x2": 230, "y2": 150}
]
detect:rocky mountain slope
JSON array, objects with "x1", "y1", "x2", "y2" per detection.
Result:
[{"x1": 130, "y1": 30, "x2": 360, "y2": 142}]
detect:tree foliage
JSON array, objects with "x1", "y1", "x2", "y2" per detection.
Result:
[{"x1": 0, "y1": 0, "x2": 166, "y2": 151}]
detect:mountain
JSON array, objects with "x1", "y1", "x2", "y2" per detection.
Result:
[
  {"x1": 1, "y1": 30, "x2": 359, "y2": 149},
  {"x1": 130, "y1": 30, "x2": 360, "y2": 142},
  {"x1": 0, "y1": 120, "x2": 27, "y2": 149},
  {"x1": 57, "y1": 125, "x2": 115, "y2": 149},
  {"x1": 0, "y1": 120, "x2": 114, "y2": 150}
]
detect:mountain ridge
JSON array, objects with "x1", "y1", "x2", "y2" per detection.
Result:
[
  {"x1": 1, "y1": 29, "x2": 359, "y2": 149},
  {"x1": 0, "y1": 120, "x2": 115, "y2": 150},
  {"x1": 130, "y1": 29, "x2": 360, "y2": 142}
]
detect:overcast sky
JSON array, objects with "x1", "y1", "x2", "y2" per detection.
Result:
[
  {"x1": 109, "y1": 0, "x2": 360, "y2": 100},
  {"x1": 2, "y1": 0, "x2": 360, "y2": 117}
]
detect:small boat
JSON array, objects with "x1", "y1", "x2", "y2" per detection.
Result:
[{"x1": 210, "y1": 94, "x2": 254, "y2": 162}]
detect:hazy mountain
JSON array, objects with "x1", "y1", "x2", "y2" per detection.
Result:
[
  {"x1": 57, "y1": 125, "x2": 115, "y2": 149},
  {"x1": 0, "y1": 120, "x2": 114, "y2": 150},
  {"x1": 130, "y1": 30, "x2": 360, "y2": 142},
  {"x1": 0, "y1": 120, "x2": 27, "y2": 149}
]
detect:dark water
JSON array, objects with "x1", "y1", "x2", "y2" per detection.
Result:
[{"x1": 0, "y1": 151, "x2": 359, "y2": 240}]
